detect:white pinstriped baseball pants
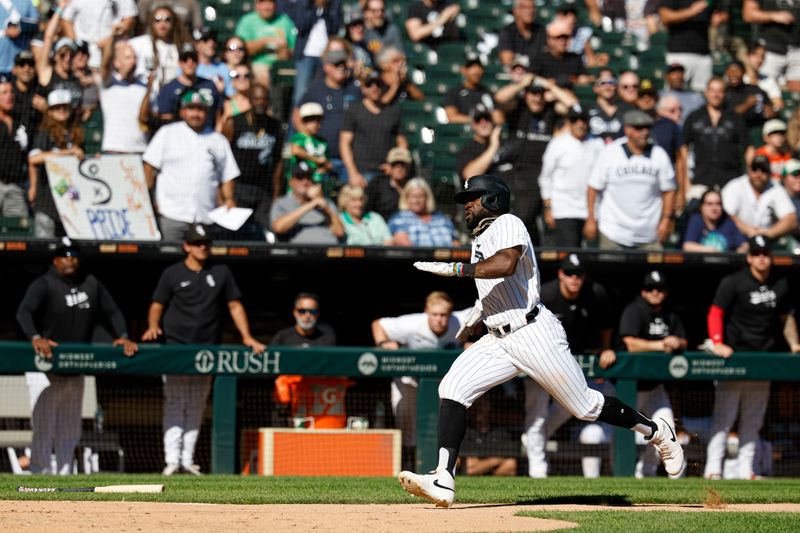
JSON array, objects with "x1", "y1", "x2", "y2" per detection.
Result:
[
  {"x1": 163, "y1": 375, "x2": 212, "y2": 467},
  {"x1": 439, "y1": 306, "x2": 605, "y2": 421}
]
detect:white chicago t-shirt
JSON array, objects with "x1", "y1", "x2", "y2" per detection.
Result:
[
  {"x1": 721, "y1": 175, "x2": 796, "y2": 229},
  {"x1": 378, "y1": 309, "x2": 473, "y2": 349},
  {"x1": 472, "y1": 213, "x2": 539, "y2": 330}
]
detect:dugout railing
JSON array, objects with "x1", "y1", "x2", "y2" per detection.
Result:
[{"x1": 0, "y1": 341, "x2": 798, "y2": 476}]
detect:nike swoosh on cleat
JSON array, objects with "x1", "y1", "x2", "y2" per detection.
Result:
[
  {"x1": 433, "y1": 480, "x2": 455, "y2": 493},
  {"x1": 661, "y1": 418, "x2": 677, "y2": 442}
]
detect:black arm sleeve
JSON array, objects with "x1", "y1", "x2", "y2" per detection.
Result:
[
  {"x1": 16, "y1": 278, "x2": 49, "y2": 339},
  {"x1": 96, "y1": 278, "x2": 129, "y2": 337}
]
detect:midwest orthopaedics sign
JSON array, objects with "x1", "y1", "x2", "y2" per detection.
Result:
[{"x1": 194, "y1": 349, "x2": 281, "y2": 375}]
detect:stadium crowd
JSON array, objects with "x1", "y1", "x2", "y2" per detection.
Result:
[{"x1": 0, "y1": 0, "x2": 799, "y2": 251}]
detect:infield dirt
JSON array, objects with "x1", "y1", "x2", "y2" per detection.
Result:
[{"x1": 2, "y1": 501, "x2": 800, "y2": 532}]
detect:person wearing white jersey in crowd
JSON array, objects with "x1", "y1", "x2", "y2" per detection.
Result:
[
  {"x1": 372, "y1": 291, "x2": 473, "y2": 470},
  {"x1": 585, "y1": 109, "x2": 676, "y2": 250},
  {"x1": 538, "y1": 107, "x2": 605, "y2": 247},
  {"x1": 399, "y1": 174, "x2": 684, "y2": 508}
]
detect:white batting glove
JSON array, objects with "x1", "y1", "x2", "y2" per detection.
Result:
[
  {"x1": 456, "y1": 300, "x2": 483, "y2": 343},
  {"x1": 413, "y1": 261, "x2": 457, "y2": 276}
]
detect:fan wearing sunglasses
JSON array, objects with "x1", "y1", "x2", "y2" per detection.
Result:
[{"x1": 271, "y1": 293, "x2": 336, "y2": 347}]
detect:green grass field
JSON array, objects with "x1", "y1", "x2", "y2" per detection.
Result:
[{"x1": 4, "y1": 475, "x2": 800, "y2": 531}]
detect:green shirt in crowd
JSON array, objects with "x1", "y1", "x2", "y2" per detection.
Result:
[
  {"x1": 339, "y1": 211, "x2": 392, "y2": 246},
  {"x1": 235, "y1": 12, "x2": 297, "y2": 67}
]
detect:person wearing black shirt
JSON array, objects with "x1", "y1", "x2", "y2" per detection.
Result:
[
  {"x1": 588, "y1": 69, "x2": 624, "y2": 142},
  {"x1": 270, "y1": 293, "x2": 337, "y2": 347},
  {"x1": 704, "y1": 235, "x2": 800, "y2": 480},
  {"x1": 684, "y1": 77, "x2": 753, "y2": 190},
  {"x1": 496, "y1": 0, "x2": 546, "y2": 67},
  {"x1": 157, "y1": 43, "x2": 222, "y2": 129},
  {"x1": 524, "y1": 254, "x2": 616, "y2": 477},
  {"x1": 619, "y1": 271, "x2": 687, "y2": 478},
  {"x1": 0, "y1": 77, "x2": 29, "y2": 218},
  {"x1": 743, "y1": 0, "x2": 800, "y2": 93},
  {"x1": 365, "y1": 146, "x2": 412, "y2": 222},
  {"x1": 442, "y1": 52, "x2": 496, "y2": 125},
  {"x1": 455, "y1": 104, "x2": 506, "y2": 183},
  {"x1": 340, "y1": 71, "x2": 406, "y2": 187},
  {"x1": 659, "y1": 0, "x2": 727, "y2": 92},
  {"x1": 11, "y1": 51, "x2": 42, "y2": 133},
  {"x1": 142, "y1": 224, "x2": 266, "y2": 475},
  {"x1": 405, "y1": 0, "x2": 461, "y2": 47},
  {"x1": 223, "y1": 84, "x2": 283, "y2": 239},
  {"x1": 723, "y1": 61, "x2": 775, "y2": 130},
  {"x1": 16, "y1": 240, "x2": 137, "y2": 474},
  {"x1": 531, "y1": 19, "x2": 588, "y2": 86},
  {"x1": 35, "y1": 14, "x2": 84, "y2": 110}
]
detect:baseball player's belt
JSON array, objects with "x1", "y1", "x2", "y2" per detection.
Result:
[{"x1": 487, "y1": 306, "x2": 539, "y2": 339}]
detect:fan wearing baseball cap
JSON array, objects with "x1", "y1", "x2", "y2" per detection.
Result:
[
  {"x1": 157, "y1": 42, "x2": 222, "y2": 128},
  {"x1": 289, "y1": 102, "x2": 333, "y2": 192},
  {"x1": 442, "y1": 51, "x2": 496, "y2": 125},
  {"x1": 720, "y1": 154, "x2": 798, "y2": 241},
  {"x1": 704, "y1": 233, "x2": 800, "y2": 480},
  {"x1": 754, "y1": 119, "x2": 791, "y2": 182}
]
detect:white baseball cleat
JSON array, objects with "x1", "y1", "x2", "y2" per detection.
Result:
[
  {"x1": 162, "y1": 463, "x2": 179, "y2": 476},
  {"x1": 398, "y1": 468, "x2": 455, "y2": 508},
  {"x1": 648, "y1": 417, "x2": 684, "y2": 476},
  {"x1": 181, "y1": 463, "x2": 203, "y2": 475}
]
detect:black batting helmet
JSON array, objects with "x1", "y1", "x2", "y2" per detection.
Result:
[{"x1": 454, "y1": 174, "x2": 511, "y2": 213}]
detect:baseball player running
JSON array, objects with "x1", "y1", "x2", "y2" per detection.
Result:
[{"x1": 399, "y1": 175, "x2": 683, "y2": 507}]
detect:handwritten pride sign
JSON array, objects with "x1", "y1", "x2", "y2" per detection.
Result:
[{"x1": 45, "y1": 155, "x2": 161, "y2": 241}]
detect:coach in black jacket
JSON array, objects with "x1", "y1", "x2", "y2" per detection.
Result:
[{"x1": 16, "y1": 239, "x2": 137, "y2": 474}]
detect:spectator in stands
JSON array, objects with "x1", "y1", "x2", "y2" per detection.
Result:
[
  {"x1": 236, "y1": 0, "x2": 297, "y2": 86},
  {"x1": 345, "y1": 12, "x2": 374, "y2": 73},
  {"x1": 0, "y1": 0, "x2": 38, "y2": 77},
  {"x1": 616, "y1": 70, "x2": 640, "y2": 108},
  {"x1": 138, "y1": 0, "x2": 203, "y2": 33},
  {"x1": 363, "y1": 0, "x2": 403, "y2": 58},
  {"x1": 157, "y1": 43, "x2": 222, "y2": 129},
  {"x1": 539, "y1": 108, "x2": 605, "y2": 247},
  {"x1": 36, "y1": 10, "x2": 83, "y2": 110},
  {"x1": 16, "y1": 240, "x2": 137, "y2": 475},
  {"x1": 11, "y1": 50, "x2": 42, "y2": 131},
  {"x1": 704, "y1": 234, "x2": 800, "y2": 480},
  {"x1": 297, "y1": 45, "x2": 361, "y2": 184},
  {"x1": 143, "y1": 223, "x2": 265, "y2": 475},
  {"x1": 365, "y1": 146, "x2": 412, "y2": 222},
  {"x1": 221, "y1": 35, "x2": 249, "y2": 97},
  {"x1": 554, "y1": 3, "x2": 608, "y2": 68},
  {"x1": 656, "y1": 94, "x2": 683, "y2": 128},
  {"x1": 61, "y1": 0, "x2": 136, "y2": 70},
  {"x1": 270, "y1": 160, "x2": 344, "y2": 243},
  {"x1": 743, "y1": 40, "x2": 785, "y2": 114},
  {"x1": 721, "y1": 154, "x2": 797, "y2": 240},
  {"x1": 659, "y1": 0, "x2": 726, "y2": 93},
  {"x1": 723, "y1": 60, "x2": 775, "y2": 131},
  {"x1": 222, "y1": 83, "x2": 283, "y2": 240},
  {"x1": 789, "y1": 108, "x2": 800, "y2": 156},
  {"x1": 587, "y1": 68, "x2": 624, "y2": 142},
  {"x1": 376, "y1": 46, "x2": 424, "y2": 106},
  {"x1": 682, "y1": 189, "x2": 747, "y2": 252},
  {"x1": 0, "y1": 76, "x2": 29, "y2": 219},
  {"x1": 619, "y1": 270, "x2": 687, "y2": 478},
  {"x1": 742, "y1": 0, "x2": 800, "y2": 92},
  {"x1": 586, "y1": 0, "x2": 658, "y2": 46},
  {"x1": 129, "y1": 5, "x2": 189, "y2": 91},
  {"x1": 637, "y1": 79, "x2": 688, "y2": 213},
  {"x1": 443, "y1": 52, "x2": 497, "y2": 125},
  {"x1": 72, "y1": 40, "x2": 98, "y2": 121},
  {"x1": 755, "y1": 119, "x2": 792, "y2": 182},
  {"x1": 525, "y1": 253, "x2": 616, "y2": 478},
  {"x1": 372, "y1": 291, "x2": 471, "y2": 469},
  {"x1": 96, "y1": 39, "x2": 148, "y2": 154},
  {"x1": 290, "y1": 102, "x2": 333, "y2": 192},
  {"x1": 194, "y1": 27, "x2": 228, "y2": 96},
  {"x1": 337, "y1": 184, "x2": 392, "y2": 245},
  {"x1": 496, "y1": 0, "x2": 545, "y2": 68},
  {"x1": 405, "y1": 0, "x2": 461, "y2": 46},
  {"x1": 219, "y1": 64, "x2": 254, "y2": 128},
  {"x1": 783, "y1": 159, "x2": 800, "y2": 215},
  {"x1": 143, "y1": 90, "x2": 240, "y2": 240},
  {"x1": 495, "y1": 74, "x2": 578, "y2": 235},
  {"x1": 456, "y1": 103, "x2": 505, "y2": 183},
  {"x1": 289, "y1": 0, "x2": 341, "y2": 109},
  {"x1": 340, "y1": 70, "x2": 406, "y2": 187},
  {"x1": 388, "y1": 177, "x2": 458, "y2": 247},
  {"x1": 532, "y1": 19, "x2": 590, "y2": 86},
  {"x1": 659, "y1": 63, "x2": 705, "y2": 126},
  {"x1": 684, "y1": 77, "x2": 752, "y2": 194},
  {"x1": 27, "y1": 89, "x2": 84, "y2": 238},
  {"x1": 272, "y1": 293, "x2": 350, "y2": 429},
  {"x1": 586, "y1": 110, "x2": 676, "y2": 250}
]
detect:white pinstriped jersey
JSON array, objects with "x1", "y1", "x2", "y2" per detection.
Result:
[{"x1": 471, "y1": 213, "x2": 540, "y2": 329}]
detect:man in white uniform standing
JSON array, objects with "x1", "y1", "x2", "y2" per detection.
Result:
[
  {"x1": 372, "y1": 291, "x2": 473, "y2": 469},
  {"x1": 399, "y1": 174, "x2": 684, "y2": 507}
]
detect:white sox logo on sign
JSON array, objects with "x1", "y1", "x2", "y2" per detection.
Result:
[
  {"x1": 194, "y1": 349, "x2": 281, "y2": 374},
  {"x1": 358, "y1": 352, "x2": 378, "y2": 375}
]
